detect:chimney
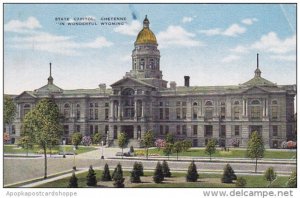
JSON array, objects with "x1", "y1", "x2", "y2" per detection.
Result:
[
  {"x1": 184, "y1": 76, "x2": 190, "y2": 87},
  {"x1": 170, "y1": 81, "x2": 177, "y2": 90}
]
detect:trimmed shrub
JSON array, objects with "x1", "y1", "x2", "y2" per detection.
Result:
[
  {"x1": 221, "y1": 164, "x2": 237, "y2": 183},
  {"x1": 287, "y1": 170, "x2": 297, "y2": 188},
  {"x1": 86, "y1": 165, "x2": 97, "y2": 186},
  {"x1": 153, "y1": 162, "x2": 164, "y2": 183},
  {"x1": 101, "y1": 163, "x2": 112, "y2": 181},
  {"x1": 130, "y1": 145, "x2": 134, "y2": 153},
  {"x1": 236, "y1": 177, "x2": 247, "y2": 187},
  {"x1": 130, "y1": 162, "x2": 141, "y2": 183},
  {"x1": 68, "y1": 172, "x2": 78, "y2": 188},
  {"x1": 162, "y1": 160, "x2": 171, "y2": 177},
  {"x1": 136, "y1": 162, "x2": 144, "y2": 176},
  {"x1": 113, "y1": 163, "x2": 125, "y2": 188},
  {"x1": 186, "y1": 160, "x2": 199, "y2": 182},
  {"x1": 264, "y1": 167, "x2": 277, "y2": 186}
]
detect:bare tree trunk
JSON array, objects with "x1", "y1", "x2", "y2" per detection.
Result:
[
  {"x1": 255, "y1": 158, "x2": 258, "y2": 173},
  {"x1": 44, "y1": 146, "x2": 47, "y2": 179},
  {"x1": 146, "y1": 148, "x2": 148, "y2": 160},
  {"x1": 122, "y1": 147, "x2": 123, "y2": 159}
]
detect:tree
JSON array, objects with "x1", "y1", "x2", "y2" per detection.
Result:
[
  {"x1": 130, "y1": 145, "x2": 134, "y2": 153},
  {"x1": 101, "y1": 163, "x2": 112, "y2": 181},
  {"x1": 162, "y1": 160, "x2": 171, "y2": 177},
  {"x1": 264, "y1": 167, "x2": 277, "y2": 187},
  {"x1": 221, "y1": 164, "x2": 237, "y2": 183},
  {"x1": 22, "y1": 98, "x2": 62, "y2": 179},
  {"x1": 4, "y1": 96, "x2": 16, "y2": 135},
  {"x1": 143, "y1": 131, "x2": 154, "y2": 159},
  {"x1": 68, "y1": 172, "x2": 78, "y2": 188},
  {"x1": 86, "y1": 165, "x2": 97, "y2": 186},
  {"x1": 130, "y1": 162, "x2": 142, "y2": 183},
  {"x1": 173, "y1": 141, "x2": 183, "y2": 160},
  {"x1": 113, "y1": 163, "x2": 125, "y2": 188},
  {"x1": 186, "y1": 161, "x2": 199, "y2": 182},
  {"x1": 136, "y1": 162, "x2": 144, "y2": 176},
  {"x1": 118, "y1": 132, "x2": 127, "y2": 159},
  {"x1": 287, "y1": 170, "x2": 297, "y2": 188},
  {"x1": 163, "y1": 143, "x2": 173, "y2": 159},
  {"x1": 71, "y1": 132, "x2": 82, "y2": 149},
  {"x1": 82, "y1": 136, "x2": 92, "y2": 146},
  {"x1": 182, "y1": 140, "x2": 192, "y2": 152},
  {"x1": 205, "y1": 139, "x2": 216, "y2": 161},
  {"x1": 92, "y1": 132, "x2": 102, "y2": 145},
  {"x1": 236, "y1": 177, "x2": 247, "y2": 187},
  {"x1": 247, "y1": 131, "x2": 265, "y2": 173},
  {"x1": 153, "y1": 162, "x2": 164, "y2": 183},
  {"x1": 165, "y1": 133, "x2": 175, "y2": 144},
  {"x1": 17, "y1": 136, "x2": 33, "y2": 156}
]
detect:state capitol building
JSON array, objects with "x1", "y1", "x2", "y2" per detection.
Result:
[{"x1": 6, "y1": 16, "x2": 296, "y2": 148}]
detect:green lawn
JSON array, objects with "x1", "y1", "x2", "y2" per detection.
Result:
[
  {"x1": 4, "y1": 145, "x2": 97, "y2": 155},
  {"x1": 36, "y1": 169, "x2": 290, "y2": 188},
  {"x1": 136, "y1": 148, "x2": 296, "y2": 159}
]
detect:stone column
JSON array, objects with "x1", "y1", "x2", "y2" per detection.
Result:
[
  {"x1": 134, "y1": 100, "x2": 137, "y2": 120},
  {"x1": 110, "y1": 101, "x2": 114, "y2": 120},
  {"x1": 141, "y1": 101, "x2": 145, "y2": 118},
  {"x1": 263, "y1": 99, "x2": 266, "y2": 116},
  {"x1": 242, "y1": 99, "x2": 245, "y2": 116},
  {"x1": 245, "y1": 99, "x2": 248, "y2": 117},
  {"x1": 266, "y1": 99, "x2": 269, "y2": 116},
  {"x1": 117, "y1": 100, "x2": 121, "y2": 120}
]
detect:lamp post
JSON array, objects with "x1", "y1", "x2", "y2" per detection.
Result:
[{"x1": 101, "y1": 140, "x2": 104, "y2": 159}]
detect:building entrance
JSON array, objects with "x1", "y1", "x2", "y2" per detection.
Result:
[{"x1": 122, "y1": 125, "x2": 134, "y2": 139}]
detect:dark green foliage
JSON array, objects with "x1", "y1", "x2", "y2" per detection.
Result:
[
  {"x1": 236, "y1": 177, "x2": 247, "y2": 187},
  {"x1": 163, "y1": 143, "x2": 173, "y2": 159},
  {"x1": 136, "y1": 162, "x2": 144, "y2": 176},
  {"x1": 153, "y1": 162, "x2": 164, "y2": 183},
  {"x1": 165, "y1": 134, "x2": 175, "y2": 144},
  {"x1": 68, "y1": 172, "x2": 78, "y2": 188},
  {"x1": 101, "y1": 163, "x2": 112, "y2": 181},
  {"x1": 143, "y1": 131, "x2": 154, "y2": 159},
  {"x1": 186, "y1": 161, "x2": 199, "y2": 182},
  {"x1": 130, "y1": 146, "x2": 134, "y2": 153},
  {"x1": 264, "y1": 167, "x2": 277, "y2": 186},
  {"x1": 205, "y1": 139, "x2": 216, "y2": 161},
  {"x1": 4, "y1": 95, "x2": 16, "y2": 125},
  {"x1": 71, "y1": 132, "x2": 82, "y2": 148},
  {"x1": 86, "y1": 165, "x2": 97, "y2": 186},
  {"x1": 130, "y1": 162, "x2": 141, "y2": 183},
  {"x1": 173, "y1": 141, "x2": 183, "y2": 160},
  {"x1": 162, "y1": 160, "x2": 171, "y2": 177},
  {"x1": 182, "y1": 140, "x2": 192, "y2": 152},
  {"x1": 118, "y1": 132, "x2": 128, "y2": 158},
  {"x1": 92, "y1": 132, "x2": 102, "y2": 145},
  {"x1": 247, "y1": 131, "x2": 265, "y2": 172},
  {"x1": 287, "y1": 170, "x2": 297, "y2": 188},
  {"x1": 113, "y1": 163, "x2": 125, "y2": 188},
  {"x1": 221, "y1": 164, "x2": 237, "y2": 183}
]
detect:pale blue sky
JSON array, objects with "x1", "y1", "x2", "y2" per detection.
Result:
[{"x1": 4, "y1": 4, "x2": 296, "y2": 94}]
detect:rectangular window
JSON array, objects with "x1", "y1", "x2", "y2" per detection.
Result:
[
  {"x1": 63, "y1": 125, "x2": 69, "y2": 136},
  {"x1": 193, "y1": 108, "x2": 198, "y2": 119},
  {"x1": 76, "y1": 125, "x2": 80, "y2": 132},
  {"x1": 165, "y1": 108, "x2": 169, "y2": 120},
  {"x1": 176, "y1": 108, "x2": 181, "y2": 119},
  {"x1": 182, "y1": 108, "x2": 187, "y2": 119},
  {"x1": 159, "y1": 102, "x2": 163, "y2": 106},
  {"x1": 105, "y1": 103, "x2": 109, "y2": 107},
  {"x1": 221, "y1": 107, "x2": 226, "y2": 119},
  {"x1": 113, "y1": 126, "x2": 117, "y2": 139},
  {"x1": 105, "y1": 125, "x2": 109, "y2": 135},
  {"x1": 182, "y1": 101, "x2": 187, "y2": 106},
  {"x1": 12, "y1": 125, "x2": 15, "y2": 134},
  {"x1": 271, "y1": 106, "x2": 278, "y2": 120},
  {"x1": 95, "y1": 109, "x2": 98, "y2": 120},
  {"x1": 95, "y1": 103, "x2": 98, "y2": 107},
  {"x1": 272, "y1": 126, "x2": 278, "y2": 137},
  {"x1": 251, "y1": 106, "x2": 261, "y2": 120},
  {"x1": 182, "y1": 125, "x2": 187, "y2": 136},
  {"x1": 176, "y1": 125, "x2": 181, "y2": 135},
  {"x1": 176, "y1": 101, "x2": 181, "y2": 106},
  {"x1": 95, "y1": 125, "x2": 99, "y2": 133},
  {"x1": 159, "y1": 108, "x2": 164, "y2": 119},
  {"x1": 165, "y1": 125, "x2": 169, "y2": 134},
  {"x1": 205, "y1": 125, "x2": 213, "y2": 137},
  {"x1": 89, "y1": 109, "x2": 93, "y2": 120},
  {"x1": 233, "y1": 107, "x2": 239, "y2": 120},
  {"x1": 160, "y1": 125, "x2": 164, "y2": 135},
  {"x1": 76, "y1": 110, "x2": 80, "y2": 120},
  {"x1": 193, "y1": 125, "x2": 198, "y2": 135},
  {"x1": 105, "y1": 109, "x2": 109, "y2": 120},
  {"x1": 205, "y1": 108, "x2": 213, "y2": 120},
  {"x1": 234, "y1": 125, "x2": 240, "y2": 136},
  {"x1": 90, "y1": 125, "x2": 94, "y2": 135},
  {"x1": 220, "y1": 125, "x2": 226, "y2": 137}
]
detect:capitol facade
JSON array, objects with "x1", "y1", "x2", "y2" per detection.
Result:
[{"x1": 6, "y1": 16, "x2": 296, "y2": 148}]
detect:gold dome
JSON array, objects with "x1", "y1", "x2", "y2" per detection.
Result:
[{"x1": 135, "y1": 16, "x2": 157, "y2": 45}]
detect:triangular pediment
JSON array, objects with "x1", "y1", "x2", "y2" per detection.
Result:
[
  {"x1": 242, "y1": 86, "x2": 269, "y2": 94},
  {"x1": 15, "y1": 91, "x2": 37, "y2": 100},
  {"x1": 110, "y1": 77, "x2": 155, "y2": 88}
]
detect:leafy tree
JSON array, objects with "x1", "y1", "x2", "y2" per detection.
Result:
[
  {"x1": 205, "y1": 139, "x2": 216, "y2": 161},
  {"x1": 165, "y1": 133, "x2": 175, "y2": 144},
  {"x1": 113, "y1": 163, "x2": 125, "y2": 188},
  {"x1": 22, "y1": 98, "x2": 62, "y2": 178},
  {"x1": 221, "y1": 164, "x2": 237, "y2": 183},
  {"x1": 17, "y1": 136, "x2": 33, "y2": 156},
  {"x1": 163, "y1": 143, "x2": 173, "y2": 159},
  {"x1": 92, "y1": 132, "x2": 102, "y2": 145},
  {"x1": 130, "y1": 145, "x2": 134, "y2": 153},
  {"x1": 118, "y1": 132, "x2": 128, "y2": 158},
  {"x1": 101, "y1": 163, "x2": 112, "y2": 181},
  {"x1": 142, "y1": 131, "x2": 154, "y2": 159},
  {"x1": 186, "y1": 160, "x2": 199, "y2": 182},
  {"x1": 236, "y1": 177, "x2": 247, "y2": 187},
  {"x1": 86, "y1": 165, "x2": 97, "y2": 186},
  {"x1": 287, "y1": 170, "x2": 297, "y2": 188},
  {"x1": 68, "y1": 172, "x2": 78, "y2": 188},
  {"x1": 130, "y1": 162, "x2": 142, "y2": 183},
  {"x1": 153, "y1": 162, "x2": 164, "y2": 183},
  {"x1": 4, "y1": 96, "x2": 16, "y2": 134},
  {"x1": 136, "y1": 162, "x2": 144, "y2": 176},
  {"x1": 182, "y1": 140, "x2": 192, "y2": 152},
  {"x1": 173, "y1": 141, "x2": 183, "y2": 160},
  {"x1": 162, "y1": 160, "x2": 171, "y2": 177},
  {"x1": 264, "y1": 167, "x2": 277, "y2": 187},
  {"x1": 247, "y1": 131, "x2": 265, "y2": 173},
  {"x1": 71, "y1": 132, "x2": 82, "y2": 149}
]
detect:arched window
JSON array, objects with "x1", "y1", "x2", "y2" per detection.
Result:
[
  {"x1": 271, "y1": 100, "x2": 278, "y2": 105},
  {"x1": 271, "y1": 100, "x2": 279, "y2": 120},
  {"x1": 205, "y1": 100, "x2": 213, "y2": 120},
  {"x1": 250, "y1": 99, "x2": 261, "y2": 120},
  {"x1": 192, "y1": 102, "x2": 198, "y2": 119},
  {"x1": 193, "y1": 102, "x2": 198, "y2": 106},
  {"x1": 251, "y1": 99, "x2": 260, "y2": 105},
  {"x1": 76, "y1": 104, "x2": 80, "y2": 120},
  {"x1": 220, "y1": 101, "x2": 225, "y2": 119},
  {"x1": 205, "y1": 101, "x2": 213, "y2": 106},
  {"x1": 140, "y1": 58, "x2": 145, "y2": 70},
  {"x1": 122, "y1": 88, "x2": 135, "y2": 96},
  {"x1": 149, "y1": 59, "x2": 154, "y2": 69},
  {"x1": 234, "y1": 101, "x2": 240, "y2": 105}
]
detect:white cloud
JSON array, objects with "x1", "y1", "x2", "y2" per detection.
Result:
[
  {"x1": 230, "y1": 45, "x2": 249, "y2": 54},
  {"x1": 114, "y1": 20, "x2": 142, "y2": 36},
  {"x1": 4, "y1": 17, "x2": 42, "y2": 32},
  {"x1": 270, "y1": 55, "x2": 295, "y2": 61},
  {"x1": 157, "y1": 25, "x2": 203, "y2": 48},
  {"x1": 200, "y1": 24, "x2": 246, "y2": 37},
  {"x1": 182, "y1": 16, "x2": 194, "y2": 23},
  {"x1": 251, "y1": 32, "x2": 295, "y2": 54},
  {"x1": 241, "y1": 18, "x2": 258, "y2": 25},
  {"x1": 221, "y1": 55, "x2": 240, "y2": 63},
  {"x1": 9, "y1": 32, "x2": 113, "y2": 55}
]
